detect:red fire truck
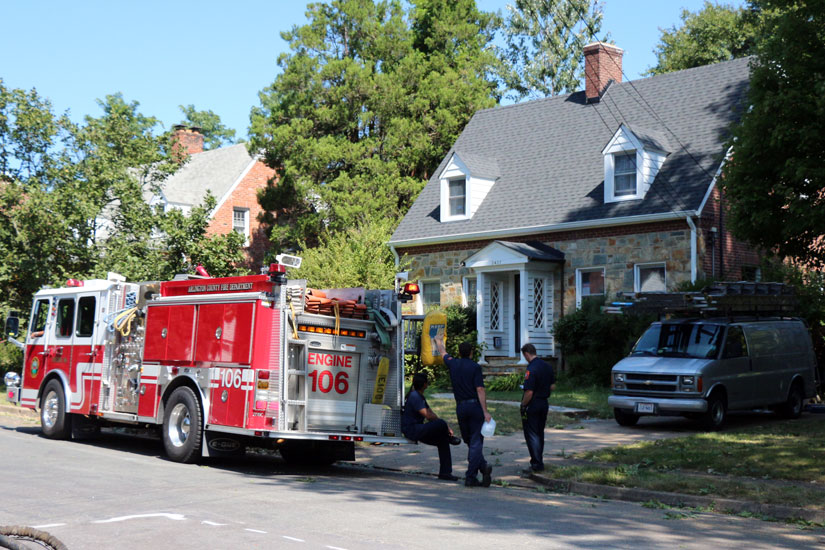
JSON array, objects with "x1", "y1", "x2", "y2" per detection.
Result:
[{"x1": 4, "y1": 260, "x2": 418, "y2": 464}]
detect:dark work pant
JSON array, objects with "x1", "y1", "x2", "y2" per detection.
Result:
[
  {"x1": 522, "y1": 399, "x2": 549, "y2": 470},
  {"x1": 408, "y1": 419, "x2": 453, "y2": 476},
  {"x1": 457, "y1": 401, "x2": 488, "y2": 480}
]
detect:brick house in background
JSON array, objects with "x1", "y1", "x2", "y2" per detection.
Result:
[
  {"x1": 157, "y1": 126, "x2": 276, "y2": 269},
  {"x1": 389, "y1": 42, "x2": 760, "y2": 365}
]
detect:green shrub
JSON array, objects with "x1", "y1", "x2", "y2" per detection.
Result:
[
  {"x1": 554, "y1": 297, "x2": 653, "y2": 386},
  {"x1": 486, "y1": 371, "x2": 524, "y2": 392}
]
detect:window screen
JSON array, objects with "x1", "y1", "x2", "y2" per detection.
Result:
[
  {"x1": 422, "y1": 282, "x2": 440, "y2": 306},
  {"x1": 637, "y1": 265, "x2": 666, "y2": 292},
  {"x1": 614, "y1": 153, "x2": 636, "y2": 196},
  {"x1": 448, "y1": 178, "x2": 466, "y2": 216}
]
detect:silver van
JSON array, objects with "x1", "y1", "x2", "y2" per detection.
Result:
[{"x1": 608, "y1": 318, "x2": 818, "y2": 429}]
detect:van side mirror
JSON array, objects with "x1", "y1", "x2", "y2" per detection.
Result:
[{"x1": 5, "y1": 313, "x2": 20, "y2": 339}]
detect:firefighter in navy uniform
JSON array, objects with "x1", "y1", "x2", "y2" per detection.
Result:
[
  {"x1": 519, "y1": 343, "x2": 556, "y2": 473},
  {"x1": 435, "y1": 336, "x2": 493, "y2": 487},
  {"x1": 402, "y1": 373, "x2": 461, "y2": 481}
]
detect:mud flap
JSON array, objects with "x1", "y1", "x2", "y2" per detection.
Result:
[
  {"x1": 202, "y1": 431, "x2": 247, "y2": 459},
  {"x1": 71, "y1": 415, "x2": 100, "y2": 441}
]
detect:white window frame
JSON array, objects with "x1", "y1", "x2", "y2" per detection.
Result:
[
  {"x1": 462, "y1": 276, "x2": 477, "y2": 307},
  {"x1": 233, "y1": 207, "x2": 250, "y2": 246},
  {"x1": 532, "y1": 276, "x2": 546, "y2": 329},
  {"x1": 612, "y1": 152, "x2": 637, "y2": 197},
  {"x1": 634, "y1": 262, "x2": 667, "y2": 293},
  {"x1": 576, "y1": 267, "x2": 606, "y2": 309},
  {"x1": 418, "y1": 280, "x2": 441, "y2": 313},
  {"x1": 447, "y1": 177, "x2": 467, "y2": 217}
]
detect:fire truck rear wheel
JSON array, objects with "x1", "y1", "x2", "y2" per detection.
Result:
[
  {"x1": 40, "y1": 380, "x2": 71, "y2": 440},
  {"x1": 163, "y1": 386, "x2": 203, "y2": 463}
]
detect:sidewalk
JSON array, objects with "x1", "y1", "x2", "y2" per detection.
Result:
[{"x1": 354, "y1": 416, "x2": 692, "y2": 487}]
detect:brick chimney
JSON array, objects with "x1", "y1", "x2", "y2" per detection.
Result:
[
  {"x1": 172, "y1": 125, "x2": 204, "y2": 156},
  {"x1": 583, "y1": 42, "x2": 623, "y2": 102}
]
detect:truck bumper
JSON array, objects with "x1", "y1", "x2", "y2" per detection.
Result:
[{"x1": 608, "y1": 395, "x2": 707, "y2": 414}]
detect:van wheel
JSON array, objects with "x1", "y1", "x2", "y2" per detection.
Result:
[
  {"x1": 162, "y1": 387, "x2": 203, "y2": 463},
  {"x1": 778, "y1": 383, "x2": 804, "y2": 420},
  {"x1": 614, "y1": 408, "x2": 639, "y2": 427},
  {"x1": 41, "y1": 380, "x2": 71, "y2": 440},
  {"x1": 701, "y1": 393, "x2": 727, "y2": 431}
]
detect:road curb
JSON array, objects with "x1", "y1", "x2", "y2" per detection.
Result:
[
  {"x1": 0, "y1": 402, "x2": 37, "y2": 418},
  {"x1": 529, "y1": 474, "x2": 825, "y2": 523}
]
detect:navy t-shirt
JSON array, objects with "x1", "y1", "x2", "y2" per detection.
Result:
[
  {"x1": 444, "y1": 355, "x2": 484, "y2": 402},
  {"x1": 523, "y1": 357, "x2": 555, "y2": 400},
  {"x1": 402, "y1": 389, "x2": 428, "y2": 435}
]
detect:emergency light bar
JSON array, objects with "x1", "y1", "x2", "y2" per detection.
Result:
[
  {"x1": 297, "y1": 324, "x2": 366, "y2": 338},
  {"x1": 276, "y1": 254, "x2": 302, "y2": 269}
]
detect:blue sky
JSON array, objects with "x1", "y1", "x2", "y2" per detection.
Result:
[{"x1": 1, "y1": 1, "x2": 744, "y2": 140}]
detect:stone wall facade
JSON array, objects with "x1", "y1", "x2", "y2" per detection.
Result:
[{"x1": 400, "y1": 221, "x2": 697, "y2": 315}]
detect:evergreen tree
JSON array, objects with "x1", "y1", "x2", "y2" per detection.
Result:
[
  {"x1": 249, "y1": 0, "x2": 499, "y2": 255},
  {"x1": 500, "y1": 0, "x2": 606, "y2": 100}
]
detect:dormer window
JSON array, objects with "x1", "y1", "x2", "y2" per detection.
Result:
[
  {"x1": 603, "y1": 124, "x2": 670, "y2": 204},
  {"x1": 448, "y1": 178, "x2": 466, "y2": 216},
  {"x1": 613, "y1": 153, "x2": 637, "y2": 196},
  {"x1": 438, "y1": 152, "x2": 499, "y2": 223}
]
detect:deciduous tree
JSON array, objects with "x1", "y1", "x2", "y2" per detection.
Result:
[
  {"x1": 646, "y1": 1, "x2": 759, "y2": 76},
  {"x1": 178, "y1": 104, "x2": 238, "y2": 150},
  {"x1": 721, "y1": 0, "x2": 825, "y2": 268}
]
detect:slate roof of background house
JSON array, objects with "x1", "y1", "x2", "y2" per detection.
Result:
[
  {"x1": 391, "y1": 57, "x2": 750, "y2": 246},
  {"x1": 161, "y1": 143, "x2": 255, "y2": 206},
  {"x1": 495, "y1": 240, "x2": 565, "y2": 262}
]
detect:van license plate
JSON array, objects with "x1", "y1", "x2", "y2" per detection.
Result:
[{"x1": 635, "y1": 402, "x2": 655, "y2": 414}]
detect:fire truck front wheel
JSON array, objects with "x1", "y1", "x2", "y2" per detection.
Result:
[
  {"x1": 40, "y1": 380, "x2": 71, "y2": 440},
  {"x1": 162, "y1": 387, "x2": 203, "y2": 463}
]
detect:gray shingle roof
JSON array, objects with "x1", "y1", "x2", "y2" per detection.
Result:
[
  {"x1": 456, "y1": 151, "x2": 500, "y2": 180},
  {"x1": 496, "y1": 240, "x2": 565, "y2": 262},
  {"x1": 391, "y1": 57, "x2": 750, "y2": 245},
  {"x1": 161, "y1": 143, "x2": 256, "y2": 206}
]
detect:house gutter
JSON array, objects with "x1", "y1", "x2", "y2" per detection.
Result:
[
  {"x1": 388, "y1": 243, "x2": 400, "y2": 267},
  {"x1": 389, "y1": 210, "x2": 697, "y2": 248}
]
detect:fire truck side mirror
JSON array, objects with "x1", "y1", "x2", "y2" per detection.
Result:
[{"x1": 5, "y1": 313, "x2": 20, "y2": 339}]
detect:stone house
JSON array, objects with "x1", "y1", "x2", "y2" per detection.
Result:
[
  {"x1": 155, "y1": 126, "x2": 277, "y2": 269},
  {"x1": 389, "y1": 43, "x2": 760, "y2": 364}
]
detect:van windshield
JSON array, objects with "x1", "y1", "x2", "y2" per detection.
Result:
[{"x1": 631, "y1": 323, "x2": 724, "y2": 359}]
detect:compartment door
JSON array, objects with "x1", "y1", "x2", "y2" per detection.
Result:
[{"x1": 305, "y1": 349, "x2": 360, "y2": 431}]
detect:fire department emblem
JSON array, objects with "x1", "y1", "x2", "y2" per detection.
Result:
[{"x1": 30, "y1": 357, "x2": 40, "y2": 377}]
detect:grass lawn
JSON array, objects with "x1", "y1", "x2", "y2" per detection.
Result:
[
  {"x1": 427, "y1": 397, "x2": 574, "y2": 437},
  {"x1": 549, "y1": 416, "x2": 825, "y2": 510},
  {"x1": 485, "y1": 381, "x2": 613, "y2": 419}
]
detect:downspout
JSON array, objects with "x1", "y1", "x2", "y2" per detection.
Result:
[
  {"x1": 388, "y1": 244, "x2": 400, "y2": 268},
  {"x1": 685, "y1": 216, "x2": 697, "y2": 284}
]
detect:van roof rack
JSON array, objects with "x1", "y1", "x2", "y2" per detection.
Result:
[{"x1": 604, "y1": 282, "x2": 798, "y2": 319}]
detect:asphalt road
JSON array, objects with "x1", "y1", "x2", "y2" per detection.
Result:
[{"x1": 0, "y1": 414, "x2": 823, "y2": 550}]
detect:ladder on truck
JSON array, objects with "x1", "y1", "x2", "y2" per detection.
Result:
[
  {"x1": 282, "y1": 284, "x2": 308, "y2": 432},
  {"x1": 604, "y1": 282, "x2": 799, "y2": 319}
]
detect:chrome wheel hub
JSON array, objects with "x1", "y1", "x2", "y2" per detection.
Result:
[
  {"x1": 167, "y1": 403, "x2": 191, "y2": 448},
  {"x1": 43, "y1": 390, "x2": 59, "y2": 428}
]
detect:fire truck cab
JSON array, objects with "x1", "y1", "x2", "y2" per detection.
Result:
[{"x1": 5, "y1": 264, "x2": 412, "y2": 465}]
